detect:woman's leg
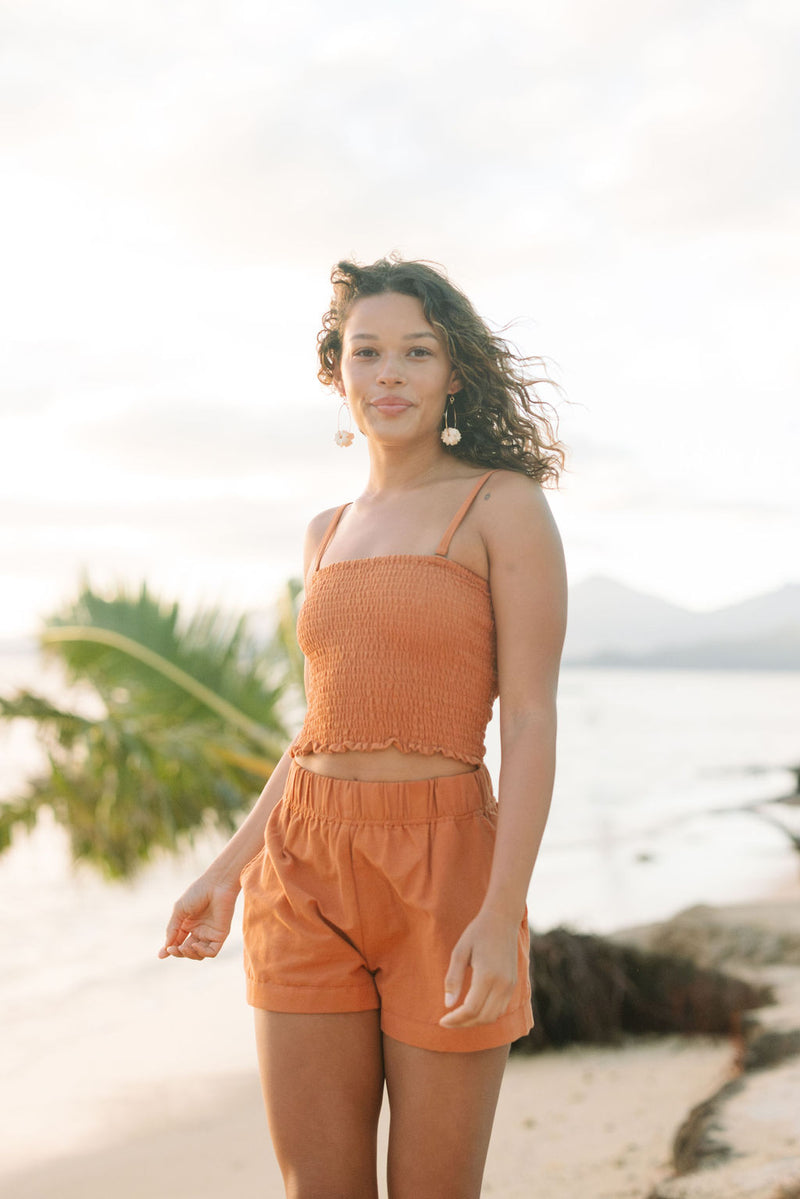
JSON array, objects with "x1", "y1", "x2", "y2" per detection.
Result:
[
  {"x1": 383, "y1": 1034, "x2": 510, "y2": 1199},
  {"x1": 254, "y1": 1009, "x2": 384, "y2": 1199}
]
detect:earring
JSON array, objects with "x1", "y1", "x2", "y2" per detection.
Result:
[
  {"x1": 441, "y1": 395, "x2": 461, "y2": 446},
  {"x1": 334, "y1": 401, "x2": 354, "y2": 447}
]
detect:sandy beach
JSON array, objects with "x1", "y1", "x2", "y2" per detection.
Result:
[{"x1": 3, "y1": 1033, "x2": 735, "y2": 1199}]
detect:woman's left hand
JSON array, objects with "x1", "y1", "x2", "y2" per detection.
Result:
[{"x1": 438, "y1": 908, "x2": 520, "y2": 1028}]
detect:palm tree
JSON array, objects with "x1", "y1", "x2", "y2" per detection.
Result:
[{"x1": 0, "y1": 578, "x2": 305, "y2": 880}]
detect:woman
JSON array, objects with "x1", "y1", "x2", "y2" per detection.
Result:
[{"x1": 160, "y1": 257, "x2": 567, "y2": 1198}]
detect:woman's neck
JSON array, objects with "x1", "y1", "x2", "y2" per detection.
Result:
[{"x1": 363, "y1": 441, "x2": 458, "y2": 497}]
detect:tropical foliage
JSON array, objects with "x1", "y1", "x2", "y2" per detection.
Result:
[{"x1": 0, "y1": 578, "x2": 305, "y2": 879}]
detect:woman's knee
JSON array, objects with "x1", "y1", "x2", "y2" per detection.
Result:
[{"x1": 282, "y1": 1164, "x2": 380, "y2": 1199}]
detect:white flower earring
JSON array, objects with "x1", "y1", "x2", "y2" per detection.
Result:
[
  {"x1": 335, "y1": 401, "x2": 354, "y2": 447},
  {"x1": 441, "y1": 395, "x2": 461, "y2": 446}
]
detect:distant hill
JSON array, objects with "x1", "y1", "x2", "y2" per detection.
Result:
[
  {"x1": 564, "y1": 578, "x2": 800, "y2": 670},
  {"x1": 4, "y1": 580, "x2": 797, "y2": 672}
]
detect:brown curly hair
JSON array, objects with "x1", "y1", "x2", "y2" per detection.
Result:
[{"x1": 317, "y1": 256, "x2": 565, "y2": 484}]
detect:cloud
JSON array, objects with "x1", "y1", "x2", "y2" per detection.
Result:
[
  {"x1": 1, "y1": 0, "x2": 798, "y2": 631},
  {"x1": 68, "y1": 401, "x2": 306, "y2": 478},
  {"x1": 4, "y1": 0, "x2": 797, "y2": 284},
  {"x1": 2, "y1": 491, "x2": 303, "y2": 555},
  {"x1": 598, "y1": 11, "x2": 800, "y2": 234}
]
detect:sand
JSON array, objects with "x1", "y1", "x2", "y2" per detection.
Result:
[{"x1": 3, "y1": 1032, "x2": 734, "y2": 1199}]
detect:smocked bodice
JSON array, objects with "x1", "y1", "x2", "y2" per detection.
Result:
[
  {"x1": 290, "y1": 472, "x2": 499, "y2": 766},
  {"x1": 291, "y1": 553, "x2": 497, "y2": 766}
]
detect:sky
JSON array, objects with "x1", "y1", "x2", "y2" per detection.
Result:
[{"x1": 2, "y1": 0, "x2": 798, "y2": 639}]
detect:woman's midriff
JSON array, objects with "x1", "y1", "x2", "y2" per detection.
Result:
[{"x1": 294, "y1": 747, "x2": 478, "y2": 782}]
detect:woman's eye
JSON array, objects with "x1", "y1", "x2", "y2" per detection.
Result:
[{"x1": 350, "y1": 346, "x2": 432, "y2": 359}]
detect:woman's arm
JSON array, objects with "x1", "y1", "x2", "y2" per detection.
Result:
[
  {"x1": 440, "y1": 471, "x2": 567, "y2": 1026},
  {"x1": 158, "y1": 749, "x2": 293, "y2": 960},
  {"x1": 194, "y1": 748, "x2": 295, "y2": 892},
  {"x1": 159, "y1": 508, "x2": 337, "y2": 961}
]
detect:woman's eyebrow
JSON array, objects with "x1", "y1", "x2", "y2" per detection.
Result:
[{"x1": 349, "y1": 331, "x2": 439, "y2": 341}]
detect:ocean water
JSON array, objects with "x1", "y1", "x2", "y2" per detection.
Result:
[
  {"x1": 1, "y1": 656, "x2": 799, "y2": 1174},
  {"x1": 517, "y1": 668, "x2": 800, "y2": 932}
]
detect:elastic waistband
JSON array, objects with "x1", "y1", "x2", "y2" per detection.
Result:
[{"x1": 284, "y1": 760, "x2": 495, "y2": 824}]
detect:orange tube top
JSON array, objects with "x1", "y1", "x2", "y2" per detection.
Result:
[{"x1": 290, "y1": 473, "x2": 499, "y2": 766}]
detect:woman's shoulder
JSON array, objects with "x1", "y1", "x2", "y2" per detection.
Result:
[
  {"x1": 306, "y1": 503, "x2": 346, "y2": 541},
  {"x1": 479, "y1": 469, "x2": 561, "y2": 548},
  {"x1": 302, "y1": 502, "x2": 348, "y2": 576},
  {"x1": 479, "y1": 470, "x2": 566, "y2": 623},
  {"x1": 482, "y1": 467, "x2": 547, "y2": 510}
]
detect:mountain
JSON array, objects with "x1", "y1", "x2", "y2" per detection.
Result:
[
  {"x1": 563, "y1": 577, "x2": 800, "y2": 670},
  {"x1": 4, "y1": 580, "x2": 797, "y2": 673}
]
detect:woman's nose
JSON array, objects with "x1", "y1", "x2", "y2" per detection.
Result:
[{"x1": 376, "y1": 354, "x2": 405, "y2": 384}]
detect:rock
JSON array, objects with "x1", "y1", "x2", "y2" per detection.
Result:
[
  {"x1": 671, "y1": 1055, "x2": 800, "y2": 1173},
  {"x1": 614, "y1": 901, "x2": 800, "y2": 972},
  {"x1": 672, "y1": 1078, "x2": 745, "y2": 1172},
  {"x1": 649, "y1": 1157, "x2": 800, "y2": 1198},
  {"x1": 512, "y1": 926, "x2": 769, "y2": 1053}
]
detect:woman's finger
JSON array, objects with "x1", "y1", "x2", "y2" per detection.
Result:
[
  {"x1": 439, "y1": 975, "x2": 493, "y2": 1027},
  {"x1": 162, "y1": 903, "x2": 192, "y2": 947},
  {"x1": 176, "y1": 937, "x2": 204, "y2": 960},
  {"x1": 443, "y1": 938, "x2": 471, "y2": 1009},
  {"x1": 439, "y1": 970, "x2": 516, "y2": 1027}
]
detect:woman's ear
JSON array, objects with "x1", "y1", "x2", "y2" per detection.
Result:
[{"x1": 448, "y1": 370, "x2": 463, "y2": 395}]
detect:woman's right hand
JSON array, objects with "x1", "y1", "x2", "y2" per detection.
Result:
[{"x1": 158, "y1": 873, "x2": 240, "y2": 961}]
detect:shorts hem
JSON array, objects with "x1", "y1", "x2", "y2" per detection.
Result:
[
  {"x1": 380, "y1": 1000, "x2": 534, "y2": 1053},
  {"x1": 246, "y1": 977, "x2": 380, "y2": 1014}
]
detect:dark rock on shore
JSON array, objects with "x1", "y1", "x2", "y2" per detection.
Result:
[{"x1": 510, "y1": 925, "x2": 769, "y2": 1054}]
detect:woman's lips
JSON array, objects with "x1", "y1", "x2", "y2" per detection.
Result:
[{"x1": 372, "y1": 398, "x2": 411, "y2": 415}]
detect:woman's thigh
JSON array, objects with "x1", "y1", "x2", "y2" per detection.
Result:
[
  {"x1": 254, "y1": 1009, "x2": 384, "y2": 1199},
  {"x1": 383, "y1": 1033, "x2": 510, "y2": 1199}
]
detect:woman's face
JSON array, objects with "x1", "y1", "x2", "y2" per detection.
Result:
[{"x1": 334, "y1": 292, "x2": 461, "y2": 446}]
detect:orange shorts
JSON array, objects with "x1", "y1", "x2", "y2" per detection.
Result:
[{"x1": 241, "y1": 760, "x2": 533, "y2": 1053}]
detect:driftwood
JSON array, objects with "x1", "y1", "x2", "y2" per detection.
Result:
[
  {"x1": 510, "y1": 927, "x2": 772, "y2": 1054},
  {"x1": 714, "y1": 760, "x2": 800, "y2": 852}
]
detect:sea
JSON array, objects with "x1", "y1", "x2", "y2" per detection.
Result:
[{"x1": 1, "y1": 654, "x2": 799, "y2": 1177}]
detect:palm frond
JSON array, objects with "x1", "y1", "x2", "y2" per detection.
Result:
[
  {"x1": 0, "y1": 578, "x2": 302, "y2": 878},
  {"x1": 0, "y1": 692, "x2": 92, "y2": 751},
  {"x1": 42, "y1": 581, "x2": 287, "y2": 753}
]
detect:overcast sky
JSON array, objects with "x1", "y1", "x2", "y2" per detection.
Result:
[{"x1": 2, "y1": 0, "x2": 798, "y2": 639}]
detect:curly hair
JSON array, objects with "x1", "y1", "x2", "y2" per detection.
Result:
[{"x1": 317, "y1": 256, "x2": 565, "y2": 484}]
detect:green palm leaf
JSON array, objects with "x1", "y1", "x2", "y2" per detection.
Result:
[
  {"x1": 0, "y1": 579, "x2": 303, "y2": 879},
  {"x1": 44, "y1": 580, "x2": 287, "y2": 744}
]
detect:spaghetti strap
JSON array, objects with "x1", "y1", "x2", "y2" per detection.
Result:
[
  {"x1": 435, "y1": 472, "x2": 496, "y2": 558},
  {"x1": 312, "y1": 503, "x2": 350, "y2": 572}
]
